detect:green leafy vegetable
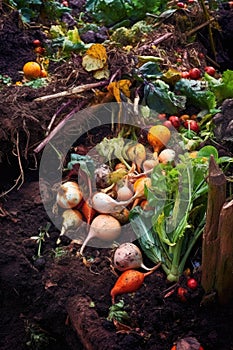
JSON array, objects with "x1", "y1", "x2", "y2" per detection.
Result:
[
  {"x1": 204, "y1": 69, "x2": 233, "y2": 102},
  {"x1": 67, "y1": 153, "x2": 95, "y2": 178},
  {"x1": 96, "y1": 137, "x2": 131, "y2": 169},
  {"x1": 86, "y1": 0, "x2": 168, "y2": 26},
  {"x1": 174, "y1": 78, "x2": 216, "y2": 111},
  {"x1": 130, "y1": 153, "x2": 210, "y2": 282},
  {"x1": 144, "y1": 80, "x2": 186, "y2": 114},
  {"x1": 107, "y1": 299, "x2": 130, "y2": 323},
  {"x1": 138, "y1": 62, "x2": 162, "y2": 79}
]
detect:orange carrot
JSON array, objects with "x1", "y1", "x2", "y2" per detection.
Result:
[
  {"x1": 110, "y1": 263, "x2": 161, "y2": 303},
  {"x1": 81, "y1": 200, "x2": 96, "y2": 225}
]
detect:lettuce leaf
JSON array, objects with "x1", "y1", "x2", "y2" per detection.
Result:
[{"x1": 204, "y1": 70, "x2": 233, "y2": 102}]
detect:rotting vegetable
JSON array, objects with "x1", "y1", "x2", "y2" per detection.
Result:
[
  {"x1": 91, "y1": 192, "x2": 133, "y2": 214},
  {"x1": 79, "y1": 214, "x2": 121, "y2": 255},
  {"x1": 147, "y1": 125, "x2": 171, "y2": 153},
  {"x1": 158, "y1": 149, "x2": 176, "y2": 164},
  {"x1": 56, "y1": 181, "x2": 83, "y2": 208},
  {"x1": 57, "y1": 209, "x2": 83, "y2": 244},
  {"x1": 110, "y1": 263, "x2": 161, "y2": 304},
  {"x1": 113, "y1": 242, "x2": 153, "y2": 271}
]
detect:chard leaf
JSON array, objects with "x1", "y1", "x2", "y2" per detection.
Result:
[
  {"x1": 144, "y1": 80, "x2": 186, "y2": 114},
  {"x1": 174, "y1": 78, "x2": 216, "y2": 111},
  {"x1": 138, "y1": 62, "x2": 162, "y2": 79}
]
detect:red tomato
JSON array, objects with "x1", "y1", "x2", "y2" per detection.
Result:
[
  {"x1": 169, "y1": 116, "x2": 180, "y2": 129},
  {"x1": 163, "y1": 120, "x2": 173, "y2": 129},
  {"x1": 33, "y1": 39, "x2": 41, "y2": 46},
  {"x1": 177, "y1": 287, "x2": 188, "y2": 302},
  {"x1": 204, "y1": 66, "x2": 216, "y2": 76},
  {"x1": 187, "y1": 278, "x2": 198, "y2": 289},
  {"x1": 198, "y1": 52, "x2": 205, "y2": 59},
  {"x1": 184, "y1": 120, "x2": 200, "y2": 133},
  {"x1": 188, "y1": 0, "x2": 195, "y2": 2},
  {"x1": 181, "y1": 71, "x2": 190, "y2": 79},
  {"x1": 189, "y1": 68, "x2": 201, "y2": 79}
]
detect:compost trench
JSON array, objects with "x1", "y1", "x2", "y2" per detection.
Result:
[{"x1": 1, "y1": 5, "x2": 233, "y2": 350}]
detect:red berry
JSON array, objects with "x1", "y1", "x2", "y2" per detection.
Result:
[
  {"x1": 181, "y1": 71, "x2": 190, "y2": 79},
  {"x1": 187, "y1": 278, "x2": 198, "y2": 290},
  {"x1": 177, "y1": 287, "x2": 188, "y2": 302},
  {"x1": 198, "y1": 52, "x2": 205, "y2": 59},
  {"x1": 177, "y1": 2, "x2": 185, "y2": 7},
  {"x1": 163, "y1": 120, "x2": 173, "y2": 129},
  {"x1": 169, "y1": 116, "x2": 180, "y2": 129},
  {"x1": 33, "y1": 39, "x2": 41, "y2": 47},
  {"x1": 204, "y1": 66, "x2": 216, "y2": 76},
  {"x1": 184, "y1": 120, "x2": 199, "y2": 133},
  {"x1": 189, "y1": 68, "x2": 201, "y2": 79}
]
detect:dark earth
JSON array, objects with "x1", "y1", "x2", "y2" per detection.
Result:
[{"x1": 1, "y1": 2, "x2": 233, "y2": 350}]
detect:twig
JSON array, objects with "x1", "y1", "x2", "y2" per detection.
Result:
[
  {"x1": 33, "y1": 81, "x2": 109, "y2": 102},
  {"x1": 152, "y1": 33, "x2": 173, "y2": 46},
  {"x1": 33, "y1": 101, "x2": 86, "y2": 154},
  {"x1": 46, "y1": 100, "x2": 73, "y2": 136},
  {"x1": 199, "y1": 0, "x2": 216, "y2": 59},
  {"x1": 186, "y1": 17, "x2": 215, "y2": 37}
]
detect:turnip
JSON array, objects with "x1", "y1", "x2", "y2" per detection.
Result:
[
  {"x1": 56, "y1": 181, "x2": 83, "y2": 208},
  {"x1": 57, "y1": 209, "x2": 83, "y2": 244},
  {"x1": 113, "y1": 242, "x2": 152, "y2": 271},
  {"x1": 79, "y1": 214, "x2": 121, "y2": 255},
  {"x1": 91, "y1": 192, "x2": 133, "y2": 214},
  {"x1": 158, "y1": 149, "x2": 176, "y2": 164}
]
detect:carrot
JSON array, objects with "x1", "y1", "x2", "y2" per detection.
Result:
[
  {"x1": 81, "y1": 200, "x2": 96, "y2": 225},
  {"x1": 110, "y1": 263, "x2": 161, "y2": 303}
]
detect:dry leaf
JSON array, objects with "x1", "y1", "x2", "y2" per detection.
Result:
[
  {"x1": 82, "y1": 55, "x2": 105, "y2": 72},
  {"x1": 107, "y1": 80, "x2": 131, "y2": 102},
  {"x1": 93, "y1": 64, "x2": 110, "y2": 80},
  {"x1": 86, "y1": 43, "x2": 107, "y2": 64}
]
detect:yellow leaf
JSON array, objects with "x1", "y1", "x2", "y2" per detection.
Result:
[
  {"x1": 82, "y1": 54, "x2": 105, "y2": 72},
  {"x1": 93, "y1": 64, "x2": 110, "y2": 80},
  {"x1": 86, "y1": 43, "x2": 107, "y2": 65},
  {"x1": 107, "y1": 80, "x2": 131, "y2": 102}
]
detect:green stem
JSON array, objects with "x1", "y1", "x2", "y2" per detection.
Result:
[{"x1": 166, "y1": 238, "x2": 183, "y2": 282}]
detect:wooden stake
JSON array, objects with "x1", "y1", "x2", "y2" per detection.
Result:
[
  {"x1": 215, "y1": 199, "x2": 233, "y2": 305},
  {"x1": 201, "y1": 156, "x2": 226, "y2": 293}
]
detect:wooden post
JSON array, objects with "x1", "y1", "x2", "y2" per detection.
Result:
[
  {"x1": 215, "y1": 200, "x2": 233, "y2": 304},
  {"x1": 201, "y1": 156, "x2": 226, "y2": 293}
]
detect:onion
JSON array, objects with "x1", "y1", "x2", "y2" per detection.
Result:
[
  {"x1": 91, "y1": 192, "x2": 133, "y2": 214},
  {"x1": 80, "y1": 214, "x2": 121, "y2": 255},
  {"x1": 113, "y1": 243, "x2": 152, "y2": 271},
  {"x1": 57, "y1": 209, "x2": 83, "y2": 244},
  {"x1": 142, "y1": 159, "x2": 159, "y2": 173},
  {"x1": 56, "y1": 181, "x2": 83, "y2": 208}
]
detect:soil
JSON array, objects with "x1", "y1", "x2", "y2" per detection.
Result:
[{"x1": 1, "y1": 3, "x2": 233, "y2": 350}]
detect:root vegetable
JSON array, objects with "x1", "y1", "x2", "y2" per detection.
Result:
[
  {"x1": 147, "y1": 125, "x2": 171, "y2": 153},
  {"x1": 57, "y1": 209, "x2": 83, "y2": 244},
  {"x1": 133, "y1": 176, "x2": 151, "y2": 199},
  {"x1": 142, "y1": 159, "x2": 159, "y2": 173},
  {"x1": 158, "y1": 149, "x2": 176, "y2": 164},
  {"x1": 117, "y1": 179, "x2": 134, "y2": 202},
  {"x1": 127, "y1": 143, "x2": 146, "y2": 172},
  {"x1": 80, "y1": 214, "x2": 121, "y2": 255},
  {"x1": 110, "y1": 263, "x2": 161, "y2": 303},
  {"x1": 56, "y1": 181, "x2": 83, "y2": 208},
  {"x1": 81, "y1": 200, "x2": 96, "y2": 225},
  {"x1": 113, "y1": 242, "x2": 152, "y2": 271},
  {"x1": 91, "y1": 192, "x2": 133, "y2": 214}
]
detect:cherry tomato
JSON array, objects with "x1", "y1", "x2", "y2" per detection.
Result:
[
  {"x1": 187, "y1": 277, "x2": 198, "y2": 289},
  {"x1": 163, "y1": 120, "x2": 173, "y2": 129},
  {"x1": 184, "y1": 120, "x2": 200, "y2": 133},
  {"x1": 189, "y1": 68, "x2": 201, "y2": 79},
  {"x1": 181, "y1": 71, "x2": 190, "y2": 79},
  {"x1": 33, "y1": 39, "x2": 41, "y2": 47},
  {"x1": 169, "y1": 116, "x2": 180, "y2": 129},
  {"x1": 62, "y1": 0, "x2": 69, "y2": 6},
  {"x1": 177, "y1": 287, "x2": 188, "y2": 302},
  {"x1": 204, "y1": 66, "x2": 216, "y2": 76}
]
